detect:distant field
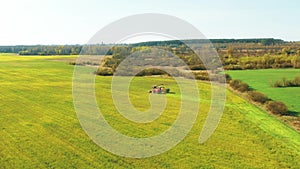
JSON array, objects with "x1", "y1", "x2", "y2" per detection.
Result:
[
  {"x1": 226, "y1": 69, "x2": 300, "y2": 114},
  {"x1": 0, "y1": 55, "x2": 300, "y2": 168}
]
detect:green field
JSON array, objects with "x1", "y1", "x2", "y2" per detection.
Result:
[
  {"x1": 1, "y1": 55, "x2": 300, "y2": 168},
  {"x1": 226, "y1": 69, "x2": 300, "y2": 114}
]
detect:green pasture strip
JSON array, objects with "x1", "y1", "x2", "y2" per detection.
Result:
[{"x1": 227, "y1": 69, "x2": 300, "y2": 114}]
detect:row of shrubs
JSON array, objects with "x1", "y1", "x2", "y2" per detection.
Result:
[
  {"x1": 223, "y1": 63, "x2": 295, "y2": 70},
  {"x1": 96, "y1": 67, "x2": 232, "y2": 83},
  {"x1": 270, "y1": 76, "x2": 300, "y2": 87},
  {"x1": 229, "y1": 79, "x2": 289, "y2": 115},
  {"x1": 190, "y1": 71, "x2": 232, "y2": 83},
  {"x1": 96, "y1": 67, "x2": 178, "y2": 77}
]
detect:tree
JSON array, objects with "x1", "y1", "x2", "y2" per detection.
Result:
[
  {"x1": 292, "y1": 55, "x2": 300, "y2": 68},
  {"x1": 227, "y1": 46, "x2": 234, "y2": 58},
  {"x1": 282, "y1": 47, "x2": 291, "y2": 56}
]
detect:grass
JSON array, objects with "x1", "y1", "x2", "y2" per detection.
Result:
[
  {"x1": 0, "y1": 55, "x2": 299, "y2": 168},
  {"x1": 226, "y1": 69, "x2": 300, "y2": 114}
]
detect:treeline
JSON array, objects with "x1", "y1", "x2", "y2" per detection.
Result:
[
  {"x1": 131, "y1": 38, "x2": 285, "y2": 47},
  {"x1": 211, "y1": 38, "x2": 284, "y2": 45},
  {"x1": 0, "y1": 46, "x2": 35, "y2": 53},
  {"x1": 0, "y1": 45, "x2": 82, "y2": 55},
  {"x1": 0, "y1": 38, "x2": 286, "y2": 55},
  {"x1": 222, "y1": 55, "x2": 300, "y2": 70},
  {"x1": 19, "y1": 45, "x2": 82, "y2": 55},
  {"x1": 1, "y1": 39, "x2": 300, "y2": 71},
  {"x1": 0, "y1": 45, "x2": 113, "y2": 55}
]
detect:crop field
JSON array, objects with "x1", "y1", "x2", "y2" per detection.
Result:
[
  {"x1": 226, "y1": 69, "x2": 300, "y2": 114},
  {"x1": 0, "y1": 55, "x2": 300, "y2": 168}
]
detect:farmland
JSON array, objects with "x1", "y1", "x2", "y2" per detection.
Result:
[
  {"x1": 226, "y1": 69, "x2": 300, "y2": 114},
  {"x1": 0, "y1": 55, "x2": 300, "y2": 168}
]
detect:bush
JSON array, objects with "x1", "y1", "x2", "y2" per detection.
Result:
[
  {"x1": 248, "y1": 91, "x2": 269, "y2": 104},
  {"x1": 224, "y1": 65, "x2": 242, "y2": 70},
  {"x1": 229, "y1": 79, "x2": 240, "y2": 89},
  {"x1": 136, "y1": 68, "x2": 170, "y2": 76},
  {"x1": 229, "y1": 80, "x2": 250, "y2": 92},
  {"x1": 96, "y1": 67, "x2": 114, "y2": 76},
  {"x1": 285, "y1": 80, "x2": 294, "y2": 87},
  {"x1": 69, "y1": 62, "x2": 76, "y2": 65},
  {"x1": 243, "y1": 63, "x2": 256, "y2": 69},
  {"x1": 293, "y1": 76, "x2": 300, "y2": 86},
  {"x1": 266, "y1": 101, "x2": 288, "y2": 115},
  {"x1": 225, "y1": 74, "x2": 232, "y2": 82},
  {"x1": 190, "y1": 64, "x2": 206, "y2": 70},
  {"x1": 193, "y1": 71, "x2": 209, "y2": 81},
  {"x1": 237, "y1": 82, "x2": 250, "y2": 92},
  {"x1": 272, "y1": 80, "x2": 283, "y2": 87}
]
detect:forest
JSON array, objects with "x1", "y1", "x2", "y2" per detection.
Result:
[{"x1": 1, "y1": 39, "x2": 300, "y2": 75}]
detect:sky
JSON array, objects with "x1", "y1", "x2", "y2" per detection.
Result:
[{"x1": 0, "y1": 0, "x2": 300, "y2": 45}]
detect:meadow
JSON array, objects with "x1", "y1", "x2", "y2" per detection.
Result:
[
  {"x1": 0, "y1": 55, "x2": 300, "y2": 168},
  {"x1": 226, "y1": 69, "x2": 300, "y2": 114}
]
